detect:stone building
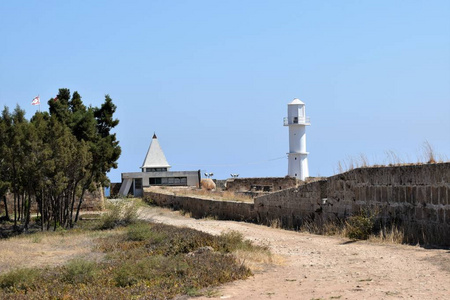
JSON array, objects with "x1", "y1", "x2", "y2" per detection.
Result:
[{"x1": 119, "y1": 134, "x2": 200, "y2": 197}]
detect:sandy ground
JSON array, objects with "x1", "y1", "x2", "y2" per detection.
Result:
[{"x1": 139, "y1": 206, "x2": 450, "y2": 300}]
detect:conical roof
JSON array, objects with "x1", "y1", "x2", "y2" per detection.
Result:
[
  {"x1": 288, "y1": 98, "x2": 305, "y2": 105},
  {"x1": 141, "y1": 133, "x2": 171, "y2": 170}
]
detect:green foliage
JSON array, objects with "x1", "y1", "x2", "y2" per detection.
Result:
[
  {"x1": 0, "y1": 89, "x2": 121, "y2": 231},
  {"x1": 62, "y1": 258, "x2": 98, "y2": 284},
  {"x1": 346, "y1": 210, "x2": 376, "y2": 240}
]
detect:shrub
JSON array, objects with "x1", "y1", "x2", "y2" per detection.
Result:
[
  {"x1": 218, "y1": 231, "x2": 254, "y2": 252},
  {"x1": 126, "y1": 222, "x2": 158, "y2": 241},
  {"x1": 63, "y1": 258, "x2": 98, "y2": 284},
  {"x1": 345, "y1": 210, "x2": 376, "y2": 240},
  {"x1": 0, "y1": 268, "x2": 40, "y2": 292},
  {"x1": 98, "y1": 201, "x2": 138, "y2": 230},
  {"x1": 114, "y1": 262, "x2": 140, "y2": 287}
]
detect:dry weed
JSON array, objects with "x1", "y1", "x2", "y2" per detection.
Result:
[
  {"x1": 234, "y1": 249, "x2": 284, "y2": 272},
  {"x1": 369, "y1": 226, "x2": 404, "y2": 244},
  {"x1": 269, "y1": 219, "x2": 282, "y2": 229}
]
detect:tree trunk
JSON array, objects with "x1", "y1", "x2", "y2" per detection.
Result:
[
  {"x1": 74, "y1": 187, "x2": 87, "y2": 223},
  {"x1": 2, "y1": 195, "x2": 9, "y2": 220},
  {"x1": 13, "y1": 192, "x2": 17, "y2": 227}
]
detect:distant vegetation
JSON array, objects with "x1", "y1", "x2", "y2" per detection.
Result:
[{"x1": 0, "y1": 89, "x2": 121, "y2": 231}]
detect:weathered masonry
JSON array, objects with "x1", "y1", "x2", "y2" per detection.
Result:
[{"x1": 144, "y1": 163, "x2": 450, "y2": 246}]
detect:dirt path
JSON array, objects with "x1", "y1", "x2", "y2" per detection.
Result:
[{"x1": 139, "y1": 206, "x2": 450, "y2": 300}]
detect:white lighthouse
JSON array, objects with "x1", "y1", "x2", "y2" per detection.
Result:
[{"x1": 284, "y1": 98, "x2": 310, "y2": 180}]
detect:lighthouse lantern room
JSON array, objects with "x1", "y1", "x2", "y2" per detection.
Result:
[{"x1": 284, "y1": 98, "x2": 310, "y2": 180}]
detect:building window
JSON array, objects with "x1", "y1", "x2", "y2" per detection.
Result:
[
  {"x1": 134, "y1": 178, "x2": 142, "y2": 189},
  {"x1": 149, "y1": 178, "x2": 162, "y2": 185},
  {"x1": 146, "y1": 168, "x2": 167, "y2": 172},
  {"x1": 149, "y1": 177, "x2": 187, "y2": 186},
  {"x1": 293, "y1": 117, "x2": 298, "y2": 124}
]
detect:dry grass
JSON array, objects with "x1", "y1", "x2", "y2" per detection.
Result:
[
  {"x1": 149, "y1": 186, "x2": 254, "y2": 203},
  {"x1": 269, "y1": 218, "x2": 282, "y2": 229},
  {"x1": 298, "y1": 214, "x2": 408, "y2": 245},
  {"x1": 234, "y1": 249, "x2": 284, "y2": 272},
  {"x1": 334, "y1": 141, "x2": 448, "y2": 174},
  {"x1": 368, "y1": 226, "x2": 405, "y2": 244},
  {"x1": 0, "y1": 230, "x2": 109, "y2": 274}
]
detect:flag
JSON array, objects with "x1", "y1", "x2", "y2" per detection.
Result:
[
  {"x1": 31, "y1": 95, "x2": 40, "y2": 105},
  {"x1": 54, "y1": 95, "x2": 58, "y2": 102}
]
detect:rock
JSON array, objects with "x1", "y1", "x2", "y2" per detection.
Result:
[
  {"x1": 201, "y1": 179, "x2": 216, "y2": 191},
  {"x1": 186, "y1": 246, "x2": 214, "y2": 257}
]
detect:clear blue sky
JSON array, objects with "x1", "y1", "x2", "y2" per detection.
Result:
[{"x1": 1, "y1": 0, "x2": 449, "y2": 182}]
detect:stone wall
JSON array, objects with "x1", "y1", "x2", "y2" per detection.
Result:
[
  {"x1": 144, "y1": 190, "x2": 257, "y2": 222},
  {"x1": 254, "y1": 180, "x2": 327, "y2": 228},
  {"x1": 144, "y1": 163, "x2": 450, "y2": 246},
  {"x1": 225, "y1": 177, "x2": 299, "y2": 193},
  {"x1": 323, "y1": 163, "x2": 450, "y2": 244}
]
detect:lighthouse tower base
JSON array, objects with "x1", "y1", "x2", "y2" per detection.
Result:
[{"x1": 288, "y1": 153, "x2": 309, "y2": 181}]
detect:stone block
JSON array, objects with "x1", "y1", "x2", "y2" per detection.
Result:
[
  {"x1": 424, "y1": 187, "x2": 432, "y2": 204},
  {"x1": 438, "y1": 208, "x2": 445, "y2": 224},
  {"x1": 399, "y1": 186, "x2": 407, "y2": 203},
  {"x1": 392, "y1": 186, "x2": 398, "y2": 202},
  {"x1": 439, "y1": 186, "x2": 448, "y2": 206},
  {"x1": 425, "y1": 208, "x2": 438, "y2": 223},
  {"x1": 431, "y1": 187, "x2": 439, "y2": 205},
  {"x1": 381, "y1": 186, "x2": 387, "y2": 202},
  {"x1": 406, "y1": 186, "x2": 416, "y2": 205},
  {"x1": 386, "y1": 186, "x2": 393, "y2": 203},
  {"x1": 415, "y1": 207, "x2": 424, "y2": 220},
  {"x1": 367, "y1": 186, "x2": 374, "y2": 201},
  {"x1": 357, "y1": 187, "x2": 364, "y2": 201}
]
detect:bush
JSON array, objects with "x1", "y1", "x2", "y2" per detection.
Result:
[
  {"x1": 218, "y1": 231, "x2": 253, "y2": 252},
  {"x1": 63, "y1": 258, "x2": 98, "y2": 284},
  {"x1": 346, "y1": 210, "x2": 376, "y2": 240},
  {"x1": 126, "y1": 222, "x2": 163, "y2": 242},
  {"x1": 0, "y1": 268, "x2": 40, "y2": 292},
  {"x1": 98, "y1": 201, "x2": 138, "y2": 230}
]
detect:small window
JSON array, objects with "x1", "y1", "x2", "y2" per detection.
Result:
[
  {"x1": 146, "y1": 168, "x2": 167, "y2": 172},
  {"x1": 149, "y1": 178, "x2": 162, "y2": 185},
  {"x1": 134, "y1": 178, "x2": 142, "y2": 189},
  {"x1": 294, "y1": 157, "x2": 297, "y2": 160},
  {"x1": 295, "y1": 173, "x2": 297, "y2": 176},
  {"x1": 293, "y1": 117, "x2": 298, "y2": 123}
]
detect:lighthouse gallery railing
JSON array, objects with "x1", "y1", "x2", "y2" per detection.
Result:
[{"x1": 283, "y1": 117, "x2": 310, "y2": 126}]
